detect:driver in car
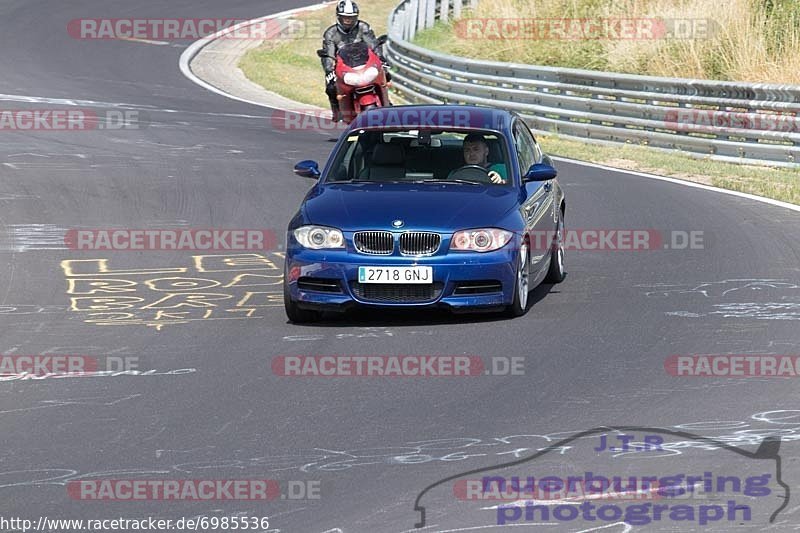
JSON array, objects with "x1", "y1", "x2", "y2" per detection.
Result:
[{"x1": 460, "y1": 133, "x2": 508, "y2": 184}]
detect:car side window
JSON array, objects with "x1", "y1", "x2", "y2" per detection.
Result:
[
  {"x1": 521, "y1": 121, "x2": 543, "y2": 162},
  {"x1": 513, "y1": 121, "x2": 537, "y2": 177}
]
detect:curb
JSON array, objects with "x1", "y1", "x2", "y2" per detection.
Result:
[{"x1": 178, "y1": 2, "x2": 331, "y2": 113}]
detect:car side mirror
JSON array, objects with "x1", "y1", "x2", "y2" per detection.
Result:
[
  {"x1": 376, "y1": 34, "x2": 388, "y2": 46},
  {"x1": 523, "y1": 163, "x2": 557, "y2": 182},
  {"x1": 316, "y1": 49, "x2": 327, "y2": 58},
  {"x1": 294, "y1": 160, "x2": 321, "y2": 179}
]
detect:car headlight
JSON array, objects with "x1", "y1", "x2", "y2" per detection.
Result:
[
  {"x1": 293, "y1": 226, "x2": 345, "y2": 249},
  {"x1": 450, "y1": 229, "x2": 513, "y2": 252},
  {"x1": 343, "y1": 67, "x2": 379, "y2": 86}
]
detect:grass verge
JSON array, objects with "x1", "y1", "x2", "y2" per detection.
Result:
[
  {"x1": 540, "y1": 135, "x2": 800, "y2": 205},
  {"x1": 415, "y1": 0, "x2": 800, "y2": 84}
]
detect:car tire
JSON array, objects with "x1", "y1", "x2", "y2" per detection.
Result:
[
  {"x1": 545, "y1": 209, "x2": 566, "y2": 283},
  {"x1": 283, "y1": 278, "x2": 321, "y2": 324},
  {"x1": 505, "y1": 241, "x2": 530, "y2": 317}
]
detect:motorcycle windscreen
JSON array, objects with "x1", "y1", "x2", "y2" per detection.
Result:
[{"x1": 338, "y1": 41, "x2": 371, "y2": 68}]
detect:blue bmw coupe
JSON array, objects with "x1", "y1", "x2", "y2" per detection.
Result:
[{"x1": 284, "y1": 105, "x2": 565, "y2": 322}]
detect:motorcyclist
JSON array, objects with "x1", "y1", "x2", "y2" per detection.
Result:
[{"x1": 321, "y1": 0, "x2": 388, "y2": 121}]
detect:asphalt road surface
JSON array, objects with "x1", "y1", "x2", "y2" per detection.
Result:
[{"x1": 1, "y1": 1, "x2": 800, "y2": 532}]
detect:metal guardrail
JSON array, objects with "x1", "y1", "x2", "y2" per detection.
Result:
[{"x1": 385, "y1": 0, "x2": 800, "y2": 167}]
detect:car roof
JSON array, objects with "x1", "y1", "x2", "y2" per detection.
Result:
[{"x1": 346, "y1": 104, "x2": 514, "y2": 133}]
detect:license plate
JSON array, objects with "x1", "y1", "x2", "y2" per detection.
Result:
[{"x1": 358, "y1": 266, "x2": 432, "y2": 284}]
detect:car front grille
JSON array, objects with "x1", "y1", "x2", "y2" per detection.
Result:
[
  {"x1": 354, "y1": 231, "x2": 394, "y2": 255},
  {"x1": 350, "y1": 282, "x2": 444, "y2": 303},
  {"x1": 354, "y1": 231, "x2": 442, "y2": 255},
  {"x1": 400, "y1": 232, "x2": 440, "y2": 255}
]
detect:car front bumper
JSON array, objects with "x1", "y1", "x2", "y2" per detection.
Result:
[{"x1": 284, "y1": 245, "x2": 519, "y2": 312}]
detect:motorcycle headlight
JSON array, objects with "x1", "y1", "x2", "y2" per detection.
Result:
[
  {"x1": 294, "y1": 226, "x2": 345, "y2": 249},
  {"x1": 450, "y1": 229, "x2": 513, "y2": 252},
  {"x1": 343, "y1": 67, "x2": 379, "y2": 86},
  {"x1": 343, "y1": 72, "x2": 360, "y2": 86}
]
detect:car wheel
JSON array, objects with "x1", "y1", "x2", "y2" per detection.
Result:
[
  {"x1": 283, "y1": 277, "x2": 321, "y2": 324},
  {"x1": 545, "y1": 209, "x2": 566, "y2": 283},
  {"x1": 505, "y1": 241, "x2": 530, "y2": 317}
]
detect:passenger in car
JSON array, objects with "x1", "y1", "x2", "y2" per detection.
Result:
[{"x1": 460, "y1": 132, "x2": 508, "y2": 184}]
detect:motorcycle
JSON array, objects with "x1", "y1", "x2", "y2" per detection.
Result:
[{"x1": 318, "y1": 36, "x2": 391, "y2": 123}]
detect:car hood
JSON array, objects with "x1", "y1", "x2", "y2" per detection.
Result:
[{"x1": 302, "y1": 183, "x2": 521, "y2": 232}]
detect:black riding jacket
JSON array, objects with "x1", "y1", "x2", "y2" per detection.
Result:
[{"x1": 320, "y1": 21, "x2": 380, "y2": 74}]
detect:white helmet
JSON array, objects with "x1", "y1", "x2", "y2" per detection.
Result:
[{"x1": 336, "y1": 0, "x2": 360, "y2": 33}]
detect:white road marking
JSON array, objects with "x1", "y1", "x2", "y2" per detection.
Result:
[
  {"x1": 575, "y1": 524, "x2": 632, "y2": 533},
  {"x1": 178, "y1": 2, "x2": 331, "y2": 109},
  {"x1": 551, "y1": 156, "x2": 800, "y2": 213},
  {"x1": 118, "y1": 36, "x2": 170, "y2": 46},
  {"x1": 0, "y1": 224, "x2": 69, "y2": 251}
]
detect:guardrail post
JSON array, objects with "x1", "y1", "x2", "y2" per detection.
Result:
[
  {"x1": 453, "y1": 0, "x2": 461, "y2": 20},
  {"x1": 417, "y1": 0, "x2": 427, "y2": 30},
  {"x1": 389, "y1": 2, "x2": 402, "y2": 40},
  {"x1": 439, "y1": 0, "x2": 448, "y2": 23},
  {"x1": 407, "y1": 0, "x2": 418, "y2": 40},
  {"x1": 425, "y1": 0, "x2": 437, "y2": 28}
]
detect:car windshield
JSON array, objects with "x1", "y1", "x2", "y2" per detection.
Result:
[
  {"x1": 338, "y1": 41, "x2": 371, "y2": 67},
  {"x1": 326, "y1": 129, "x2": 511, "y2": 185}
]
